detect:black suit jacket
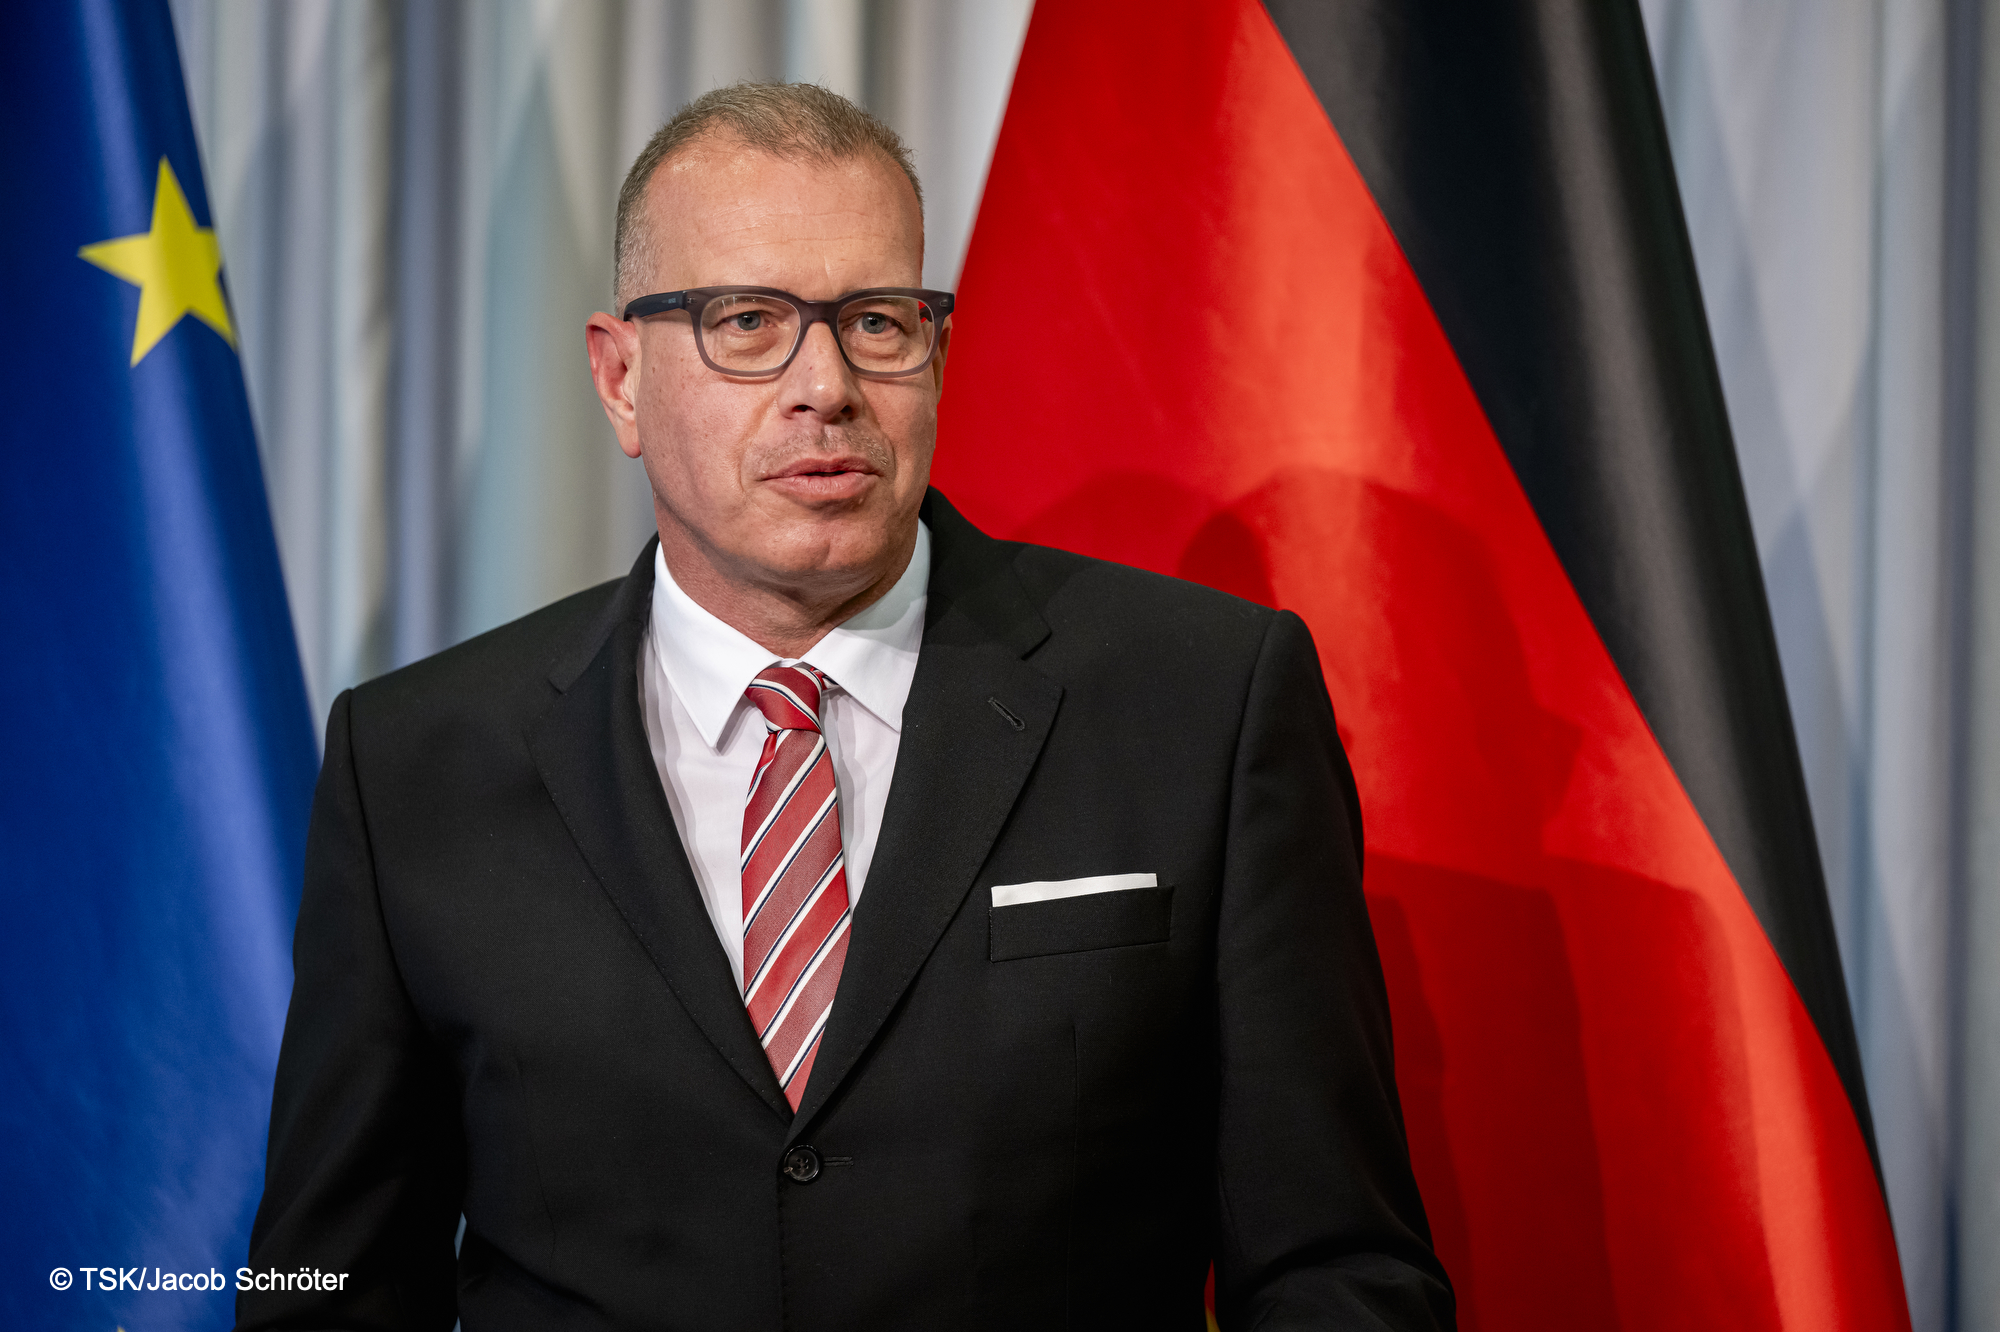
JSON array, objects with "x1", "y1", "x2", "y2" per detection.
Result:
[{"x1": 240, "y1": 491, "x2": 1452, "y2": 1331}]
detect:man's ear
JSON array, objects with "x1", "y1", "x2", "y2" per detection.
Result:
[{"x1": 585, "y1": 312, "x2": 644, "y2": 460}]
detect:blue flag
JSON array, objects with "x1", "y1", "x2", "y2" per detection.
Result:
[{"x1": 0, "y1": 3, "x2": 318, "y2": 1329}]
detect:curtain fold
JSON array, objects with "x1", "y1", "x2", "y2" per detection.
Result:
[{"x1": 1966, "y1": 5, "x2": 2000, "y2": 1328}]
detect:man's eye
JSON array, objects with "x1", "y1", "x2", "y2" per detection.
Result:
[
  {"x1": 857, "y1": 313, "x2": 891, "y2": 335},
  {"x1": 732, "y1": 312, "x2": 764, "y2": 331}
]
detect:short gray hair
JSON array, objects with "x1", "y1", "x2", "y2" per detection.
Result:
[{"x1": 613, "y1": 81, "x2": 924, "y2": 308}]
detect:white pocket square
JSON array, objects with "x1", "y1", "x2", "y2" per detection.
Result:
[{"x1": 990, "y1": 873, "x2": 1158, "y2": 909}]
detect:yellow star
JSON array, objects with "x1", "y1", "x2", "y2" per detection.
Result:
[{"x1": 80, "y1": 157, "x2": 236, "y2": 366}]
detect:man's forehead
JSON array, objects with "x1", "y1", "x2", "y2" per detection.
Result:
[
  {"x1": 643, "y1": 140, "x2": 923, "y2": 282},
  {"x1": 653, "y1": 140, "x2": 916, "y2": 223}
]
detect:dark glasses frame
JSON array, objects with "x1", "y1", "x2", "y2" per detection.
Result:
[{"x1": 619, "y1": 285, "x2": 956, "y2": 380}]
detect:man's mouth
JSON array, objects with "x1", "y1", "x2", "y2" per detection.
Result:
[
  {"x1": 763, "y1": 455, "x2": 882, "y2": 500},
  {"x1": 768, "y1": 455, "x2": 879, "y2": 480}
]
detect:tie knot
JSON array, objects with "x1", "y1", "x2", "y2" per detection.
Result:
[{"x1": 746, "y1": 664, "x2": 829, "y2": 732}]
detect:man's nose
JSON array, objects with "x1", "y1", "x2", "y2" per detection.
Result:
[{"x1": 782, "y1": 320, "x2": 862, "y2": 421}]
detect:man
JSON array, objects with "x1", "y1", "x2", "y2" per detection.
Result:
[{"x1": 241, "y1": 83, "x2": 1452, "y2": 1331}]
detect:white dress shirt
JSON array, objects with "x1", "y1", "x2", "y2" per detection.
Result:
[{"x1": 638, "y1": 523, "x2": 929, "y2": 990}]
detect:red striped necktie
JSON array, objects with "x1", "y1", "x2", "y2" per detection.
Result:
[{"x1": 741, "y1": 664, "x2": 852, "y2": 1110}]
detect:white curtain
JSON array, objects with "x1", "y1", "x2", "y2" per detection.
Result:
[
  {"x1": 169, "y1": 2, "x2": 1998, "y2": 1327},
  {"x1": 1641, "y1": 1, "x2": 1994, "y2": 1329},
  {"x1": 167, "y1": 0, "x2": 1030, "y2": 718}
]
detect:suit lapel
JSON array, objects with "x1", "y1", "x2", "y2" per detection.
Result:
[
  {"x1": 789, "y1": 492, "x2": 1062, "y2": 1134},
  {"x1": 527, "y1": 544, "x2": 790, "y2": 1120}
]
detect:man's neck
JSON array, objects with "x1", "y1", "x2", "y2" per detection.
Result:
[{"x1": 654, "y1": 523, "x2": 920, "y2": 660}]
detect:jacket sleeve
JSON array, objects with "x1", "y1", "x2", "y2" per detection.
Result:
[
  {"x1": 1211, "y1": 610, "x2": 1456, "y2": 1330},
  {"x1": 237, "y1": 690, "x2": 464, "y2": 1332}
]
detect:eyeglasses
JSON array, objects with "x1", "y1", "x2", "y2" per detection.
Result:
[{"x1": 620, "y1": 286, "x2": 955, "y2": 379}]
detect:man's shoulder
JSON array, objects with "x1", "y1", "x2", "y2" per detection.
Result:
[
  {"x1": 1003, "y1": 539, "x2": 1279, "y2": 648},
  {"x1": 924, "y1": 488, "x2": 1281, "y2": 660},
  {"x1": 341, "y1": 574, "x2": 628, "y2": 735},
  {"x1": 986, "y1": 538, "x2": 1318, "y2": 747}
]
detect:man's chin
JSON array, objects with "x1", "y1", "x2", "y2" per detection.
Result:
[{"x1": 746, "y1": 511, "x2": 916, "y2": 592}]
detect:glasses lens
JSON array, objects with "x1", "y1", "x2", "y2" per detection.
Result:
[
  {"x1": 837, "y1": 296, "x2": 937, "y2": 374},
  {"x1": 698, "y1": 294, "x2": 802, "y2": 373}
]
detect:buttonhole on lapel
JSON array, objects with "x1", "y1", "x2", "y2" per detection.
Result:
[{"x1": 988, "y1": 696, "x2": 1026, "y2": 731}]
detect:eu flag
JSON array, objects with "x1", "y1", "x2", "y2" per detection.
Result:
[{"x1": 0, "y1": 3, "x2": 318, "y2": 1329}]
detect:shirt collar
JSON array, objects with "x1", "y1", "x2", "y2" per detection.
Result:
[{"x1": 648, "y1": 521, "x2": 930, "y2": 750}]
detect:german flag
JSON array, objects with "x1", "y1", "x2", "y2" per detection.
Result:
[{"x1": 933, "y1": 1, "x2": 1910, "y2": 1327}]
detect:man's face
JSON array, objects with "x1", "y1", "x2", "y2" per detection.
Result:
[{"x1": 589, "y1": 141, "x2": 942, "y2": 606}]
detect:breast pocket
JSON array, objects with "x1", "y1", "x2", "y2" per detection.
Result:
[{"x1": 987, "y1": 879, "x2": 1174, "y2": 962}]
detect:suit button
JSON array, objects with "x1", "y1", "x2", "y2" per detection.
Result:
[{"x1": 782, "y1": 1146, "x2": 822, "y2": 1183}]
